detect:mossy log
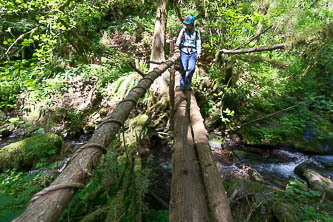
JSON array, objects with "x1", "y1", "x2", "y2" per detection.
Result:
[
  {"x1": 0, "y1": 133, "x2": 63, "y2": 171},
  {"x1": 169, "y1": 88, "x2": 210, "y2": 222},
  {"x1": 190, "y1": 93, "x2": 233, "y2": 222},
  {"x1": 14, "y1": 53, "x2": 180, "y2": 222}
]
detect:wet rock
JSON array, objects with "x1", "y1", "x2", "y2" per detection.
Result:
[
  {"x1": 233, "y1": 150, "x2": 263, "y2": 162},
  {"x1": 304, "y1": 169, "x2": 333, "y2": 201},
  {"x1": 294, "y1": 162, "x2": 333, "y2": 200},
  {"x1": 313, "y1": 155, "x2": 333, "y2": 168},
  {"x1": 272, "y1": 200, "x2": 298, "y2": 222},
  {"x1": 294, "y1": 162, "x2": 333, "y2": 180},
  {"x1": 0, "y1": 125, "x2": 11, "y2": 138},
  {"x1": 0, "y1": 133, "x2": 63, "y2": 171}
]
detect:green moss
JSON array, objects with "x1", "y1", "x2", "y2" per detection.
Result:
[
  {"x1": 233, "y1": 150, "x2": 263, "y2": 161},
  {"x1": 226, "y1": 177, "x2": 264, "y2": 196},
  {"x1": 294, "y1": 140, "x2": 324, "y2": 154},
  {"x1": 272, "y1": 199, "x2": 298, "y2": 222},
  {"x1": 0, "y1": 133, "x2": 63, "y2": 171}
]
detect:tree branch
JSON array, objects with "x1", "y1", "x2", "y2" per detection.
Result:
[
  {"x1": 129, "y1": 62, "x2": 145, "y2": 77},
  {"x1": 219, "y1": 43, "x2": 285, "y2": 55},
  {"x1": 240, "y1": 104, "x2": 298, "y2": 127},
  {"x1": 1, "y1": 27, "x2": 38, "y2": 60},
  {"x1": 234, "y1": 25, "x2": 273, "y2": 50}
]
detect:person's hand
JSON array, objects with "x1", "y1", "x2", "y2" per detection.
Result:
[{"x1": 197, "y1": 53, "x2": 201, "y2": 60}]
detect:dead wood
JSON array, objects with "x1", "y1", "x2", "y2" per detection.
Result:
[
  {"x1": 235, "y1": 25, "x2": 273, "y2": 50},
  {"x1": 13, "y1": 53, "x2": 180, "y2": 222},
  {"x1": 220, "y1": 43, "x2": 285, "y2": 55}
]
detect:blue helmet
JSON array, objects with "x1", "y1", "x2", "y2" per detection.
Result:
[{"x1": 183, "y1": 15, "x2": 195, "y2": 24}]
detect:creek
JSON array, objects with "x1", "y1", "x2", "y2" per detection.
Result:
[{"x1": 209, "y1": 139, "x2": 333, "y2": 187}]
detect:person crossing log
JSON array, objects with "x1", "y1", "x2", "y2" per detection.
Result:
[{"x1": 13, "y1": 53, "x2": 180, "y2": 222}]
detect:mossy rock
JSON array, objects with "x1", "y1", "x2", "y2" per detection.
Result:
[
  {"x1": 294, "y1": 120, "x2": 333, "y2": 154},
  {"x1": 0, "y1": 133, "x2": 63, "y2": 171},
  {"x1": 272, "y1": 199, "x2": 298, "y2": 222},
  {"x1": 226, "y1": 177, "x2": 265, "y2": 197},
  {"x1": 294, "y1": 162, "x2": 333, "y2": 181},
  {"x1": 0, "y1": 125, "x2": 11, "y2": 138},
  {"x1": 233, "y1": 150, "x2": 263, "y2": 162},
  {"x1": 304, "y1": 169, "x2": 333, "y2": 201}
]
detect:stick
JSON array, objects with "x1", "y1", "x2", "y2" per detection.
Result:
[
  {"x1": 234, "y1": 25, "x2": 273, "y2": 50},
  {"x1": 129, "y1": 62, "x2": 145, "y2": 77},
  {"x1": 240, "y1": 104, "x2": 298, "y2": 127},
  {"x1": 220, "y1": 43, "x2": 285, "y2": 55}
]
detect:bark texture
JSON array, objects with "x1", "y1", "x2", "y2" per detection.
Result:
[
  {"x1": 14, "y1": 53, "x2": 180, "y2": 222},
  {"x1": 150, "y1": 0, "x2": 169, "y2": 95},
  {"x1": 190, "y1": 96, "x2": 233, "y2": 222},
  {"x1": 169, "y1": 88, "x2": 210, "y2": 222}
]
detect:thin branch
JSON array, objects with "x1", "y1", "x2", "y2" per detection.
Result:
[
  {"x1": 129, "y1": 62, "x2": 145, "y2": 77},
  {"x1": 234, "y1": 25, "x2": 273, "y2": 50},
  {"x1": 240, "y1": 104, "x2": 299, "y2": 127},
  {"x1": 1, "y1": 27, "x2": 38, "y2": 60},
  {"x1": 220, "y1": 43, "x2": 285, "y2": 55}
]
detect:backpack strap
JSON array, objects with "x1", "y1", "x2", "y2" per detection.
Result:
[
  {"x1": 195, "y1": 29, "x2": 198, "y2": 48},
  {"x1": 179, "y1": 27, "x2": 186, "y2": 44}
]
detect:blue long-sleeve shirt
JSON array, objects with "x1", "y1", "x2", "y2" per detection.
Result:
[{"x1": 176, "y1": 27, "x2": 201, "y2": 54}]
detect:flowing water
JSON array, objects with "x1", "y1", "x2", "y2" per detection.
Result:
[{"x1": 209, "y1": 139, "x2": 333, "y2": 181}]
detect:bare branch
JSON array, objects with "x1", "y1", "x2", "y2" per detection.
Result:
[
  {"x1": 1, "y1": 27, "x2": 38, "y2": 60},
  {"x1": 220, "y1": 43, "x2": 285, "y2": 55},
  {"x1": 129, "y1": 62, "x2": 145, "y2": 77},
  {"x1": 234, "y1": 25, "x2": 273, "y2": 50}
]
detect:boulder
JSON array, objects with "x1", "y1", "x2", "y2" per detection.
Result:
[
  {"x1": 294, "y1": 162, "x2": 333, "y2": 180},
  {"x1": 294, "y1": 162, "x2": 333, "y2": 200},
  {"x1": 304, "y1": 169, "x2": 333, "y2": 201},
  {"x1": 0, "y1": 125, "x2": 11, "y2": 138},
  {"x1": 0, "y1": 133, "x2": 63, "y2": 171},
  {"x1": 272, "y1": 199, "x2": 298, "y2": 222},
  {"x1": 313, "y1": 155, "x2": 333, "y2": 168}
]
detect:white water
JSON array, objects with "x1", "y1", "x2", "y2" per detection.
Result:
[{"x1": 252, "y1": 150, "x2": 320, "y2": 179}]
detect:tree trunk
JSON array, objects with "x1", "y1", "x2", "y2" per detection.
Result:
[
  {"x1": 169, "y1": 87, "x2": 210, "y2": 222},
  {"x1": 150, "y1": 0, "x2": 169, "y2": 96},
  {"x1": 13, "y1": 53, "x2": 180, "y2": 222},
  {"x1": 253, "y1": 0, "x2": 270, "y2": 45},
  {"x1": 190, "y1": 95, "x2": 233, "y2": 222},
  {"x1": 171, "y1": 0, "x2": 183, "y2": 23}
]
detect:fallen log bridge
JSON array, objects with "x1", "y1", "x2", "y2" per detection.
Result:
[
  {"x1": 14, "y1": 53, "x2": 180, "y2": 222},
  {"x1": 170, "y1": 75, "x2": 233, "y2": 221}
]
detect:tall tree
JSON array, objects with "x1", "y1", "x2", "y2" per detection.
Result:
[{"x1": 149, "y1": 0, "x2": 170, "y2": 97}]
